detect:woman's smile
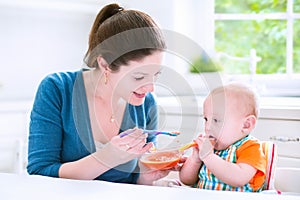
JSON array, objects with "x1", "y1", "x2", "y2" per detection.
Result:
[{"x1": 133, "y1": 92, "x2": 146, "y2": 98}]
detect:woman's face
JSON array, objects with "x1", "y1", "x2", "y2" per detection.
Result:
[{"x1": 109, "y1": 51, "x2": 163, "y2": 106}]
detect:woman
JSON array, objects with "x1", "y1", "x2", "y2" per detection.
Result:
[{"x1": 27, "y1": 3, "x2": 167, "y2": 185}]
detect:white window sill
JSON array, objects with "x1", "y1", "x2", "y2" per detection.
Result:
[
  {"x1": 224, "y1": 74, "x2": 300, "y2": 97},
  {"x1": 157, "y1": 95, "x2": 300, "y2": 120},
  {"x1": 156, "y1": 72, "x2": 300, "y2": 97}
]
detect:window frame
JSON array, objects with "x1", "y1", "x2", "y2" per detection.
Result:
[
  {"x1": 212, "y1": 0, "x2": 300, "y2": 97},
  {"x1": 214, "y1": 0, "x2": 300, "y2": 75}
]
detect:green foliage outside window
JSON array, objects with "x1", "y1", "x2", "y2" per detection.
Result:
[
  {"x1": 294, "y1": 0, "x2": 300, "y2": 12},
  {"x1": 294, "y1": 20, "x2": 300, "y2": 73},
  {"x1": 189, "y1": 53, "x2": 223, "y2": 73},
  {"x1": 215, "y1": 0, "x2": 286, "y2": 13},
  {"x1": 215, "y1": 0, "x2": 300, "y2": 74}
]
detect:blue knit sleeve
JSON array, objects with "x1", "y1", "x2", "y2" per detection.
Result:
[{"x1": 27, "y1": 74, "x2": 64, "y2": 177}]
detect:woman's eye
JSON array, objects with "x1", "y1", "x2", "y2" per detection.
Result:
[
  {"x1": 203, "y1": 117, "x2": 208, "y2": 121},
  {"x1": 134, "y1": 77, "x2": 144, "y2": 81}
]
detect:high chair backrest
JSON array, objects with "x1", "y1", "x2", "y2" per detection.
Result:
[
  {"x1": 261, "y1": 141, "x2": 278, "y2": 190},
  {"x1": 274, "y1": 167, "x2": 300, "y2": 193}
]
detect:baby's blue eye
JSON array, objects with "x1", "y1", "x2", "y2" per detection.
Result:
[
  {"x1": 155, "y1": 71, "x2": 162, "y2": 77},
  {"x1": 213, "y1": 118, "x2": 221, "y2": 123},
  {"x1": 153, "y1": 71, "x2": 162, "y2": 81}
]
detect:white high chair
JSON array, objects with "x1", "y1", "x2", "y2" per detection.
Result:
[
  {"x1": 274, "y1": 167, "x2": 300, "y2": 194},
  {"x1": 261, "y1": 141, "x2": 278, "y2": 190}
]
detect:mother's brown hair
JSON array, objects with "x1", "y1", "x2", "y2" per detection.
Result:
[{"x1": 84, "y1": 3, "x2": 166, "y2": 71}]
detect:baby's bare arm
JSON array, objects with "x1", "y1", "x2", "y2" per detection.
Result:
[{"x1": 179, "y1": 146, "x2": 202, "y2": 186}]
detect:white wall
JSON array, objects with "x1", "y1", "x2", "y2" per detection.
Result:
[{"x1": 0, "y1": 2, "x2": 93, "y2": 101}]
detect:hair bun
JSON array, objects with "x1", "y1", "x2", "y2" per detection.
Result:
[
  {"x1": 115, "y1": 6, "x2": 124, "y2": 12},
  {"x1": 100, "y1": 3, "x2": 124, "y2": 24}
]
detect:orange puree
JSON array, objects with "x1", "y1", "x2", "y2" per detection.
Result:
[{"x1": 141, "y1": 151, "x2": 180, "y2": 170}]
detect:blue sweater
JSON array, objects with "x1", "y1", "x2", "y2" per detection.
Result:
[{"x1": 27, "y1": 69, "x2": 158, "y2": 183}]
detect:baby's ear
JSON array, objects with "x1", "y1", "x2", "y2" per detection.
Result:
[{"x1": 241, "y1": 115, "x2": 257, "y2": 135}]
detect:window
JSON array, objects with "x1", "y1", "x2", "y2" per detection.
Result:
[{"x1": 214, "y1": 0, "x2": 300, "y2": 96}]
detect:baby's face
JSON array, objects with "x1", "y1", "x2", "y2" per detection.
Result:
[{"x1": 203, "y1": 93, "x2": 246, "y2": 150}]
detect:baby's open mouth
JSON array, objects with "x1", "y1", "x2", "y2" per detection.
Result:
[{"x1": 207, "y1": 135, "x2": 217, "y2": 146}]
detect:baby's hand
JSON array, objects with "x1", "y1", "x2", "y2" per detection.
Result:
[
  {"x1": 189, "y1": 141, "x2": 201, "y2": 163},
  {"x1": 196, "y1": 135, "x2": 214, "y2": 161}
]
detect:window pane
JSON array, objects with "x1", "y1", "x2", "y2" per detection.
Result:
[
  {"x1": 295, "y1": 0, "x2": 300, "y2": 12},
  {"x1": 215, "y1": 0, "x2": 286, "y2": 13},
  {"x1": 294, "y1": 20, "x2": 300, "y2": 73},
  {"x1": 215, "y1": 20, "x2": 286, "y2": 74}
]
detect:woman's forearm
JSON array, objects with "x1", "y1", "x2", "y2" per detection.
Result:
[{"x1": 59, "y1": 154, "x2": 110, "y2": 180}]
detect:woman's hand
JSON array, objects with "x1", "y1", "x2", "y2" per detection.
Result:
[
  {"x1": 137, "y1": 162, "x2": 170, "y2": 185},
  {"x1": 173, "y1": 156, "x2": 187, "y2": 171},
  {"x1": 112, "y1": 128, "x2": 153, "y2": 154},
  {"x1": 93, "y1": 128, "x2": 153, "y2": 168},
  {"x1": 137, "y1": 155, "x2": 188, "y2": 185}
]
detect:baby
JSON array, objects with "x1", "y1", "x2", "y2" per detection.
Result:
[{"x1": 179, "y1": 83, "x2": 266, "y2": 192}]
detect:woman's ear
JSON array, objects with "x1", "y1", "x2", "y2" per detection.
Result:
[
  {"x1": 96, "y1": 56, "x2": 109, "y2": 70},
  {"x1": 241, "y1": 115, "x2": 257, "y2": 135}
]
